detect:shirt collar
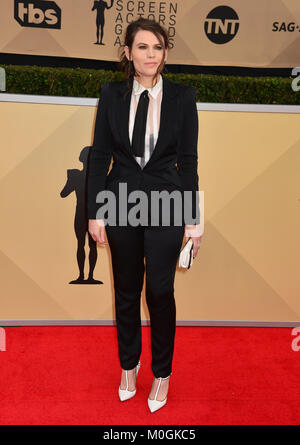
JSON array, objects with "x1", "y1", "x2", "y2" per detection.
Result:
[{"x1": 132, "y1": 74, "x2": 162, "y2": 99}]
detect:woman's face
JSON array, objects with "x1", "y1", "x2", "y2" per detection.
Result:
[{"x1": 125, "y1": 29, "x2": 168, "y2": 81}]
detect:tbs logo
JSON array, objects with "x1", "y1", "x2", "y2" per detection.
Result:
[{"x1": 14, "y1": 0, "x2": 61, "y2": 29}]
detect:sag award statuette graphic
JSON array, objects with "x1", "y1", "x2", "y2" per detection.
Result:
[
  {"x1": 60, "y1": 147, "x2": 104, "y2": 286},
  {"x1": 92, "y1": 0, "x2": 114, "y2": 45}
]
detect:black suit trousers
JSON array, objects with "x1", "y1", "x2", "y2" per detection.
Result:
[{"x1": 105, "y1": 223, "x2": 185, "y2": 378}]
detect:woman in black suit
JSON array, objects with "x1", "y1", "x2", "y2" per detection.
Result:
[{"x1": 88, "y1": 18, "x2": 202, "y2": 413}]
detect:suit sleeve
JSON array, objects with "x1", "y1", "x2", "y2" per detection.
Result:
[
  {"x1": 87, "y1": 82, "x2": 113, "y2": 219},
  {"x1": 177, "y1": 86, "x2": 200, "y2": 225}
]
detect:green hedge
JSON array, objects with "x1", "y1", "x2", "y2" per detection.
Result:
[{"x1": 1, "y1": 64, "x2": 299, "y2": 104}]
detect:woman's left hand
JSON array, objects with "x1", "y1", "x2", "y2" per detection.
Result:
[
  {"x1": 190, "y1": 235, "x2": 202, "y2": 258},
  {"x1": 185, "y1": 225, "x2": 202, "y2": 258}
]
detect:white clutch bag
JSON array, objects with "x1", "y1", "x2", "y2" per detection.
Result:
[{"x1": 178, "y1": 238, "x2": 194, "y2": 269}]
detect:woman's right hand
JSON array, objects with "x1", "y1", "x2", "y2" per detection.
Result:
[{"x1": 88, "y1": 219, "x2": 108, "y2": 245}]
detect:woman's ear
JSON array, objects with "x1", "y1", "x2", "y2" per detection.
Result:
[
  {"x1": 124, "y1": 45, "x2": 130, "y2": 61},
  {"x1": 164, "y1": 47, "x2": 168, "y2": 62}
]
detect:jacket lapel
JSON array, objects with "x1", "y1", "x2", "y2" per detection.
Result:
[
  {"x1": 117, "y1": 74, "x2": 179, "y2": 168},
  {"x1": 117, "y1": 76, "x2": 133, "y2": 156}
]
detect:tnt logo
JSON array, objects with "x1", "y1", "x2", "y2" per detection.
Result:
[
  {"x1": 205, "y1": 6, "x2": 239, "y2": 44},
  {"x1": 14, "y1": 0, "x2": 61, "y2": 29}
]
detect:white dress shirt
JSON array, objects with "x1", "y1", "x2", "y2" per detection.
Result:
[
  {"x1": 129, "y1": 74, "x2": 163, "y2": 169},
  {"x1": 128, "y1": 74, "x2": 201, "y2": 239}
]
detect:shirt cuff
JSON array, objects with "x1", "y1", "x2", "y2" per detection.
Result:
[{"x1": 185, "y1": 224, "x2": 202, "y2": 238}]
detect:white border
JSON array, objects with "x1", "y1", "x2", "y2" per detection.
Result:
[
  {"x1": 1, "y1": 93, "x2": 300, "y2": 113},
  {"x1": 0, "y1": 320, "x2": 299, "y2": 327}
]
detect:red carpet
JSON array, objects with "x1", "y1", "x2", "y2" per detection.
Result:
[{"x1": 0, "y1": 325, "x2": 299, "y2": 425}]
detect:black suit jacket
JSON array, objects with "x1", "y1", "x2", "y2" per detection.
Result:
[{"x1": 87, "y1": 74, "x2": 199, "y2": 225}]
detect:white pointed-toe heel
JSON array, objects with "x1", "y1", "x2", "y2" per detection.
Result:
[
  {"x1": 148, "y1": 373, "x2": 171, "y2": 413},
  {"x1": 118, "y1": 361, "x2": 141, "y2": 402}
]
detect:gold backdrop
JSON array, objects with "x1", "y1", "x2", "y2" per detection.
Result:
[{"x1": 0, "y1": 0, "x2": 300, "y2": 67}]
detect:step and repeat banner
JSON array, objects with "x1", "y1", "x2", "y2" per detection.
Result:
[
  {"x1": 0, "y1": 96, "x2": 300, "y2": 323},
  {"x1": 0, "y1": 0, "x2": 299, "y2": 67}
]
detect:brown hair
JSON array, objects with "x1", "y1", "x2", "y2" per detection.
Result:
[{"x1": 118, "y1": 18, "x2": 170, "y2": 98}]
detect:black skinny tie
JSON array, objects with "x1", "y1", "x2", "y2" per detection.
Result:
[{"x1": 131, "y1": 89, "x2": 149, "y2": 158}]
